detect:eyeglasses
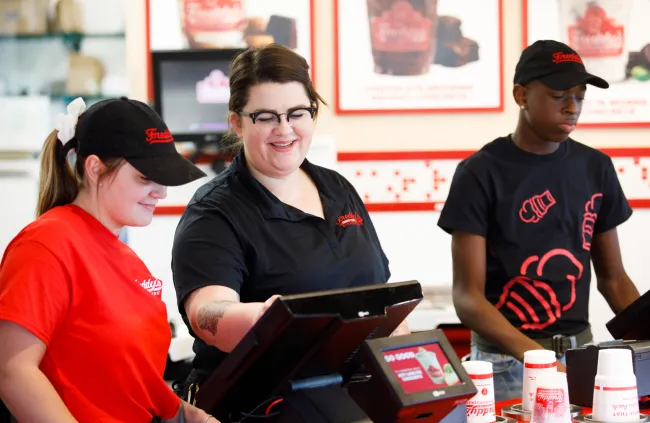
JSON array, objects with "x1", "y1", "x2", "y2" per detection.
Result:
[{"x1": 239, "y1": 107, "x2": 317, "y2": 127}]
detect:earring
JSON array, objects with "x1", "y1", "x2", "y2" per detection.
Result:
[{"x1": 520, "y1": 104, "x2": 526, "y2": 110}]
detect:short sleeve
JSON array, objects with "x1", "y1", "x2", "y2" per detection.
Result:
[
  {"x1": 437, "y1": 162, "x2": 491, "y2": 237},
  {"x1": 594, "y1": 157, "x2": 633, "y2": 234},
  {"x1": 0, "y1": 241, "x2": 70, "y2": 345},
  {"x1": 171, "y1": 203, "x2": 248, "y2": 315}
]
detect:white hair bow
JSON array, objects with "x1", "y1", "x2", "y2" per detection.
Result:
[{"x1": 55, "y1": 97, "x2": 87, "y2": 145}]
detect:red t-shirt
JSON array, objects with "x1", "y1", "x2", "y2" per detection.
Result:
[{"x1": 0, "y1": 205, "x2": 181, "y2": 422}]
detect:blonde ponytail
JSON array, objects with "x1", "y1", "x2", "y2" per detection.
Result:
[{"x1": 36, "y1": 130, "x2": 79, "y2": 217}]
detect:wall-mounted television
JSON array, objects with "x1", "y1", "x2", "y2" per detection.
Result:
[{"x1": 151, "y1": 48, "x2": 244, "y2": 144}]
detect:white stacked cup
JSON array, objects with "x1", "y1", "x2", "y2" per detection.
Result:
[
  {"x1": 523, "y1": 350, "x2": 558, "y2": 411},
  {"x1": 592, "y1": 349, "x2": 640, "y2": 422},
  {"x1": 462, "y1": 361, "x2": 496, "y2": 423},
  {"x1": 531, "y1": 372, "x2": 572, "y2": 423}
]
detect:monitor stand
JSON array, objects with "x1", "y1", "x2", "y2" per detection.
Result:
[
  {"x1": 277, "y1": 386, "x2": 372, "y2": 423},
  {"x1": 273, "y1": 387, "x2": 468, "y2": 423}
]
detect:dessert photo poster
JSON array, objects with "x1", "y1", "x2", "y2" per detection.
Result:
[
  {"x1": 334, "y1": 0, "x2": 503, "y2": 114},
  {"x1": 525, "y1": 0, "x2": 650, "y2": 127},
  {"x1": 147, "y1": 0, "x2": 313, "y2": 70}
]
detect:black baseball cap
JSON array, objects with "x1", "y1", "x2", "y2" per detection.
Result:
[
  {"x1": 75, "y1": 97, "x2": 206, "y2": 186},
  {"x1": 514, "y1": 40, "x2": 609, "y2": 90}
]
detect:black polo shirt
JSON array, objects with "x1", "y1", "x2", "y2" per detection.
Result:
[
  {"x1": 171, "y1": 152, "x2": 390, "y2": 379},
  {"x1": 438, "y1": 136, "x2": 632, "y2": 340}
]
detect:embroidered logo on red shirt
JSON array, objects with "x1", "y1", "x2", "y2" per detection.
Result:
[
  {"x1": 144, "y1": 128, "x2": 174, "y2": 144},
  {"x1": 337, "y1": 212, "x2": 364, "y2": 228},
  {"x1": 137, "y1": 278, "x2": 163, "y2": 298}
]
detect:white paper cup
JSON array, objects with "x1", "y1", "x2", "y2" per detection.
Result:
[
  {"x1": 523, "y1": 350, "x2": 557, "y2": 412},
  {"x1": 462, "y1": 361, "x2": 496, "y2": 423},
  {"x1": 531, "y1": 372, "x2": 571, "y2": 423},
  {"x1": 596, "y1": 349, "x2": 634, "y2": 378},
  {"x1": 592, "y1": 374, "x2": 640, "y2": 422}
]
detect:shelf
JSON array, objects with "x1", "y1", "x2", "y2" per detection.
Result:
[
  {"x1": 50, "y1": 93, "x2": 120, "y2": 102},
  {"x1": 0, "y1": 32, "x2": 124, "y2": 41},
  {"x1": 0, "y1": 32, "x2": 125, "y2": 51}
]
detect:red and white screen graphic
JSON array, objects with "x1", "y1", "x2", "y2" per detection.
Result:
[{"x1": 382, "y1": 343, "x2": 461, "y2": 395}]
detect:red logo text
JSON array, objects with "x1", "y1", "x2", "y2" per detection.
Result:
[
  {"x1": 337, "y1": 212, "x2": 364, "y2": 228},
  {"x1": 145, "y1": 128, "x2": 174, "y2": 144}
]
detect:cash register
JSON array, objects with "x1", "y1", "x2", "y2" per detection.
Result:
[
  {"x1": 566, "y1": 289, "x2": 650, "y2": 407},
  {"x1": 194, "y1": 281, "x2": 478, "y2": 423}
]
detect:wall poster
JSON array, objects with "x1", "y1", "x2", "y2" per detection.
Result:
[
  {"x1": 334, "y1": 0, "x2": 504, "y2": 115},
  {"x1": 146, "y1": 0, "x2": 315, "y2": 86},
  {"x1": 524, "y1": 0, "x2": 650, "y2": 127}
]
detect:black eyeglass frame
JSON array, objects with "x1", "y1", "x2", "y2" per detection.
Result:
[{"x1": 238, "y1": 107, "x2": 318, "y2": 124}]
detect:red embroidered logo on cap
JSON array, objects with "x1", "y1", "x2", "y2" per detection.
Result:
[
  {"x1": 337, "y1": 212, "x2": 363, "y2": 228},
  {"x1": 145, "y1": 128, "x2": 174, "y2": 144},
  {"x1": 552, "y1": 52, "x2": 583, "y2": 65}
]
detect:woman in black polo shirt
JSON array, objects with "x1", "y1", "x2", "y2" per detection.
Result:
[{"x1": 171, "y1": 44, "x2": 408, "y2": 419}]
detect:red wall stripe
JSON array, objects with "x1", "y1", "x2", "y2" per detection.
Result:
[
  {"x1": 190, "y1": 148, "x2": 650, "y2": 165},
  {"x1": 164, "y1": 149, "x2": 650, "y2": 215},
  {"x1": 155, "y1": 199, "x2": 650, "y2": 216}
]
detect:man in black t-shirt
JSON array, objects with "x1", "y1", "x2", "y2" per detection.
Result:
[{"x1": 438, "y1": 40, "x2": 641, "y2": 401}]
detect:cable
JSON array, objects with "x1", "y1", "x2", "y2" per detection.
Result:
[
  {"x1": 232, "y1": 396, "x2": 283, "y2": 422},
  {"x1": 264, "y1": 398, "x2": 284, "y2": 415}
]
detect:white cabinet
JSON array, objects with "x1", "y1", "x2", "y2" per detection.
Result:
[{"x1": 0, "y1": 157, "x2": 39, "y2": 256}]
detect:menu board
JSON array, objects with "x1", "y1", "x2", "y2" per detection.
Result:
[
  {"x1": 382, "y1": 342, "x2": 461, "y2": 395},
  {"x1": 147, "y1": 0, "x2": 314, "y2": 79},
  {"x1": 524, "y1": 0, "x2": 650, "y2": 127},
  {"x1": 335, "y1": 0, "x2": 503, "y2": 114}
]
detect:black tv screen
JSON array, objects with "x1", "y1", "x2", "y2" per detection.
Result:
[{"x1": 151, "y1": 49, "x2": 244, "y2": 142}]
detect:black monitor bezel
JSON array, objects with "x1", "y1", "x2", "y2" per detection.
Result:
[
  {"x1": 150, "y1": 48, "x2": 244, "y2": 143},
  {"x1": 362, "y1": 329, "x2": 476, "y2": 406},
  {"x1": 195, "y1": 280, "x2": 424, "y2": 416},
  {"x1": 606, "y1": 288, "x2": 650, "y2": 340}
]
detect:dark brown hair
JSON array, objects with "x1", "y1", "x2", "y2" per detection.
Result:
[
  {"x1": 36, "y1": 129, "x2": 124, "y2": 217},
  {"x1": 222, "y1": 43, "x2": 327, "y2": 156}
]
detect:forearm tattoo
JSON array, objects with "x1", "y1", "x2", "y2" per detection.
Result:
[{"x1": 197, "y1": 300, "x2": 236, "y2": 336}]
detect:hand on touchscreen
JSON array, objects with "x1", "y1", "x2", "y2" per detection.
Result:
[{"x1": 255, "y1": 295, "x2": 281, "y2": 322}]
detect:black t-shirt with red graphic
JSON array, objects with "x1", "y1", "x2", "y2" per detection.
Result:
[
  {"x1": 172, "y1": 152, "x2": 390, "y2": 379},
  {"x1": 438, "y1": 136, "x2": 632, "y2": 338}
]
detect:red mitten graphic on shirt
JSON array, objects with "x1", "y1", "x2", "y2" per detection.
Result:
[
  {"x1": 582, "y1": 193, "x2": 603, "y2": 251},
  {"x1": 519, "y1": 190, "x2": 557, "y2": 223},
  {"x1": 495, "y1": 249, "x2": 583, "y2": 330}
]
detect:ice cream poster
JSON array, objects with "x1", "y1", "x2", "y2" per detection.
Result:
[
  {"x1": 382, "y1": 343, "x2": 461, "y2": 395},
  {"x1": 147, "y1": 0, "x2": 313, "y2": 70},
  {"x1": 334, "y1": 0, "x2": 503, "y2": 114},
  {"x1": 525, "y1": 0, "x2": 650, "y2": 126}
]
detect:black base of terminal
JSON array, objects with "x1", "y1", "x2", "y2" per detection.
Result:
[{"x1": 270, "y1": 389, "x2": 471, "y2": 423}]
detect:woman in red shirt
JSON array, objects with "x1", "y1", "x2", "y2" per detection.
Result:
[{"x1": 0, "y1": 97, "x2": 218, "y2": 423}]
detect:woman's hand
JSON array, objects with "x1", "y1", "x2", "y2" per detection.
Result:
[
  {"x1": 168, "y1": 401, "x2": 221, "y2": 423},
  {"x1": 391, "y1": 320, "x2": 411, "y2": 337},
  {"x1": 254, "y1": 295, "x2": 281, "y2": 323}
]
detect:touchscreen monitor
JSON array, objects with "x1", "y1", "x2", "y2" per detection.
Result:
[{"x1": 382, "y1": 342, "x2": 462, "y2": 395}]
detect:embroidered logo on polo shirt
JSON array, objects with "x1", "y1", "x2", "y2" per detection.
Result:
[
  {"x1": 137, "y1": 277, "x2": 163, "y2": 298},
  {"x1": 337, "y1": 212, "x2": 363, "y2": 227}
]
